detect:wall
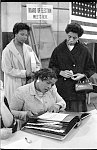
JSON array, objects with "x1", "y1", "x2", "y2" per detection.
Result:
[
  {"x1": 1, "y1": 2, "x2": 21, "y2": 32},
  {"x1": 20, "y1": 2, "x2": 70, "y2": 68},
  {"x1": 1, "y1": 2, "x2": 70, "y2": 70},
  {"x1": 1, "y1": 2, "x2": 96, "y2": 78},
  {"x1": 21, "y1": 2, "x2": 69, "y2": 45}
]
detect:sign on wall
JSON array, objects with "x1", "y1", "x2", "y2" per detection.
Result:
[{"x1": 27, "y1": 4, "x2": 53, "y2": 20}]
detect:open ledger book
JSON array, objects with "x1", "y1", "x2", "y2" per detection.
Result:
[{"x1": 22, "y1": 112, "x2": 91, "y2": 140}]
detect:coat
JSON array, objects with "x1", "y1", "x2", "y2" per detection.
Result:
[
  {"x1": 10, "y1": 82, "x2": 66, "y2": 120},
  {"x1": 2, "y1": 39, "x2": 41, "y2": 104},
  {"x1": 49, "y1": 40, "x2": 96, "y2": 111}
]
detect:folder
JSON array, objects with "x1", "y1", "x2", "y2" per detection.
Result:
[{"x1": 21, "y1": 112, "x2": 91, "y2": 140}]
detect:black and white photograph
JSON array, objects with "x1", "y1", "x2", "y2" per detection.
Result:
[{"x1": 0, "y1": 1, "x2": 97, "y2": 149}]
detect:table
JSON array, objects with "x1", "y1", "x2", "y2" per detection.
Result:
[{"x1": 1, "y1": 109, "x2": 97, "y2": 149}]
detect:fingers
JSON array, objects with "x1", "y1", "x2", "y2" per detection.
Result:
[
  {"x1": 71, "y1": 73, "x2": 85, "y2": 81},
  {"x1": 60, "y1": 70, "x2": 73, "y2": 78},
  {"x1": 48, "y1": 105, "x2": 60, "y2": 113},
  {"x1": 27, "y1": 111, "x2": 38, "y2": 118}
]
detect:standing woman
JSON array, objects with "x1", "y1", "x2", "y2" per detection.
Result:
[
  {"x1": 49, "y1": 22, "x2": 96, "y2": 112},
  {"x1": 2, "y1": 23, "x2": 41, "y2": 105}
]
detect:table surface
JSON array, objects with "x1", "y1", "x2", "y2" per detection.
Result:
[{"x1": 1, "y1": 109, "x2": 97, "y2": 149}]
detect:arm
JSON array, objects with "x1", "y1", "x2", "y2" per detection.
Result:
[
  {"x1": 1, "y1": 99, "x2": 13, "y2": 128},
  {"x1": 33, "y1": 52, "x2": 41, "y2": 71},
  {"x1": 27, "y1": 45, "x2": 41, "y2": 72},
  {"x1": 30, "y1": 51, "x2": 41, "y2": 72},
  {"x1": 2, "y1": 49, "x2": 26, "y2": 78},
  {"x1": 10, "y1": 89, "x2": 33, "y2": 121},
  {"x1": 52, "y1": 85, "x2": 66, "y2": 109},
  {"x1": 84, "y1": 50, "x2": 96, "y2": 78},
  {"x1": 11, "y1": 110, "x2": 28, "y2": 121},
  {"x1": 48, "y1": 85, "x2": 66, "y2": 113},
  {"x1": 0, "y1": 93, "x2": 18, "y2": 135},
  {"x1": 10, "y1": 89, "x2": 27, "y2": 121}
]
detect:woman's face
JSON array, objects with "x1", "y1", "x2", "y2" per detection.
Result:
[
  {"x1": 66, "y1": 32, "x2": 79, "y2": 46},
  {"x1": 36, "y1": 78, "x2": 57, "y2": 94},
  {"x1": 15, "y1": 30, "x2": 28, "y2": 44}
]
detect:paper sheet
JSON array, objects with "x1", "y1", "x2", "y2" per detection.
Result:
[
  {"x1": 2, "y1": 138, "x2": 42, "y2": 149},
  {"x1": 88, "y1": 109, "x2": 97, "y2": 114},
  {"x1": 38, "y1": 112, "x2": 69, "y2": 121}
]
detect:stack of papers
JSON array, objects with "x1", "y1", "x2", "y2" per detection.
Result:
[{"x1": 38, "y1": 112, "x2": 69, "y2": 121}]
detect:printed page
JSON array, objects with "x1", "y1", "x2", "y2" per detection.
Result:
[{"x1": 38, "y1": 112, "x2": 69, "y2": 121}]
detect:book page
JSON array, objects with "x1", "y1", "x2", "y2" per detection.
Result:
[{"x1": 38, "y1": 112, "x2": 69, "y2": 121}]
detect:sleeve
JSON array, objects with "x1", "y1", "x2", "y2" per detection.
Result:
[
  {"x1": 84, "y1": 49, "x2": 96, "y2": 78},
  {"x1": 33, "y1": 52, "x2": 41, "y2": 71},
  {"x1": 27, "y1": 45, "x2": 41, "y2": 72},
  {"x1": 0, "y1": 116, "x2": 4, "y2": 128},
  {"x1": 2, "y1": 49, "x2": 26, "y2": 78},
  {"x1": 49, "y1": 49, "x2": 60, "y2": 77},
  {"x1": 52, "y1": 85, "x2": 66, "y2": 109},
  {"x1": 4, "y1": 97, "x2": 10, "y2": 111},
  {"x1": 3, "y1": 97, "x2": 18, "y2": 132},
  {"x1": 10, "y1": 89, "x2": 27, "y2": 121}
]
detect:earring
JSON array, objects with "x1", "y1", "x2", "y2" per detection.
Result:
[{"x1": 37, "y1": 79, "x2": 39, "y2": 83}]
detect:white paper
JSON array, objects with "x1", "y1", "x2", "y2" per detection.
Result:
[
  {"x1": 2, "y1": 138, "x2": 42, "y2": 149},
  {"x1": 38, "y1": 112, "x2": 69, "y2": 121},
  {"x1": 88, "y1": 109, "x2": 97, "y2": 114}
]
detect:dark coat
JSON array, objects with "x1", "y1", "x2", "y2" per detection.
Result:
[{"x1": 49, "y1": 40, "x2": 96, "y2": 111}]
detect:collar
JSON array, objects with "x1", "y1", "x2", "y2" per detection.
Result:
[
  {"x1": 29, "y1": 81, "x2": 45, "y2": 103},
  {"x1": 29, "y1": 81, "x2": 36, "y2": 96},
  {"x1": 29, "y1": 81, "x2": 44, "y2": 96}
]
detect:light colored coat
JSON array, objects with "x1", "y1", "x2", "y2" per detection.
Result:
[
  {"x1": 10, "y1": 82, "x2": 66, "y2": 120},
  {"x1": 2, "y1": 39, "x2": 41, "y2": 104}
]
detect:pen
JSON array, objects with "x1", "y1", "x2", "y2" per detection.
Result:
[{"x1": 25, "y1": 137, "x2": 32, "y2": 143}]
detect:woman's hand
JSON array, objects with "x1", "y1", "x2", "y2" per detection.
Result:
[
  {"x1": 71, "y1": 73, "x2": 85, "y2": 81},
  {"x1": 26, "y1": 71, "x2": 35, "y2": 78},
  {"x1": 26, "y1": 110, "x2": 38, "y2": 120},
  {"x1": 48, "y1": 104, "x2": 60, "y2": 113},
  {"x1": 1, "y1": 128, "x2": 12, "y2": 140},
  {"x1": 60, "y1": 70, "x2": 73, "y2": 78}
]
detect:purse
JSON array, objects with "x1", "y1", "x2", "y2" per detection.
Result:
[{"x1": 75, "y1": 76, "x2": 93, "y2": 92}]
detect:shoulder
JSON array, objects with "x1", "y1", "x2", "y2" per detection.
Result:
[
  {"x1": 14, "y1": 84, "x2": 30, "y2": 98},
  {"x1": 56, "y1": 40, "x2": 66, "y2": 50},
  {"x1": 78, "y1": 41, "x2": 89, "y2": 50},
  {"x1": 2, "y1": 40, "x2": 13, "y2": 56},
  {"x1": 77, "y1": 41, "x2": 90, "y2": 55},
  {"x1": 52, "y1": 40, "x2": 66, "y2": 54},
  {"x1": 50, "y1": 84, "x2": 57, "y2": 93},
  {"x1": 17, "y1": 83, "x2": 30, "y2": 92},
  {"x1": 24, "y1": 43, "x2": 33, "y2": 52},
  {"x1": 2, "y1": 46, "x2": 9, "y2": 55}
]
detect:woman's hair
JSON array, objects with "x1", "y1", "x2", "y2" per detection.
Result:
[
  {"x1": 65, "y1": 22, "x2": 84, "y2": 37},
  {"x1": 34, "y1": 68, "x2": 57, "y2": 81},
  {"x1": 13, "y1": 22, "x2": 30, "y2": 37}
]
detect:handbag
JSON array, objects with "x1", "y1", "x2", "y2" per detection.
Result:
[{"x1": 75, "y1": 76, "x2": 93, "y2": 92}]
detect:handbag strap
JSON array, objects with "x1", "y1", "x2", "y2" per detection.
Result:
[{"x1": 78, "y1": 75, "x2": 90, "y2": 83}]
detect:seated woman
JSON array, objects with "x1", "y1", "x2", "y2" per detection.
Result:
[
  {"x1": 0, "y1": 81, "x2": 18, "y2": 140},
  {"x1": 10, "y1": 68, "x2": 66, "y2": 122}
]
